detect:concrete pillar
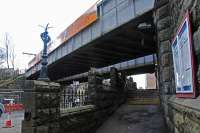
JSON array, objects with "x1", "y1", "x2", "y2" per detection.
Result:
[{"x1": 22, "y1": 80, "x2": 60, "y2": 133}]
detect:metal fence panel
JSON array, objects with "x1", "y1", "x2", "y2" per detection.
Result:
[
  {"x1": 74, "y1": 33, "x2": 82, "y2": 50},
  {"x1": 102, "y1": 0, "x2": 116, "y2": 14},
  {"x1": 60, "y1": 83, "x2": 89, "y2": 110},
  {"x1": 91, "y1": 21, "x2": 101, "y2": 40},
  {"x1": 117, "y1": 0, "x2": 134, "y2": 25},
  {"x1": 82, "y1": 28, "x2": 92, "y2": 46},
  {"x1": 102, "y1": 8, "x2": 117, "y2": 33},
  {"x1": 68, "y1": 39, "x2": 73, "y2": 54},
  {"x1": 116, "y1": 0, "x2": 127, "y2": 5},
  {"x1": 135, "y1": 0, "x2": 155, "y2": 16}
]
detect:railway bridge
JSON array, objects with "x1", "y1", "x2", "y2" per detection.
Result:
[
  {"x1": 21, "y1": 0, "x2": 200, "y2": 133},
  {"x1": 26, "y1": 0, "x2": 156, "y2": 82}
]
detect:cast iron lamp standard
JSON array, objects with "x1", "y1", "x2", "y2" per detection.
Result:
[{"x1": 38, "y1": 23, "x2": 52, "y2": 81}]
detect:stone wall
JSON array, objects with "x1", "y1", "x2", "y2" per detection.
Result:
[
  {"x1": 59, "y1": 104, "x2": 123, "y2": 133},
  {"x1": 155, "y1": 0, "x2": 200, "y2": 133},
  {"x1": 21, "y1": 67, "x2": 126, "y2": 133},
  {"x1": 58, "y1": 67, "x2": 127, "y2": 133},
  {"x1": 154, "y1": 1, "x2": 174, "y2": 131},
  {"x1": 168, "y1": 96, "x2": 200, "y2": 133},
  {"x1": 88, "y1": 67, "x2": 126, "y2": 110},
  {"x1": 22, "y1": 80, "x2": 60, "y2": 133},
  {"x1": 59, "y1": 105, "x2": 98, "y2": 133}
]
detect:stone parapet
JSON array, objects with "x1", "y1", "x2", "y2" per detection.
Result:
[
  {"x1": 167, "y1": 96, "x2": 200, "y2": 133},
  {"x1": 78, "y1": 67, "x2": 127, "y2": 132},
  {"x1": 22, "y1": 80, "x2": 60, "y2": 133},
  {"x1": 59, "y1": 105, "x2": 97, "y2": 133},
  {"x1": 88, "y1": 67, "x2": 126, "y2": 109}
]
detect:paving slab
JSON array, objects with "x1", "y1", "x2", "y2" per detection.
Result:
[
  {"x1": 95, "y1": 104, "x2": 168, "y2": 133},
  {"x1": 0, "y1": 111, "x2": 24, "y2": 133}
]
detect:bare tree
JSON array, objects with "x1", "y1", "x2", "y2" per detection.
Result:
[
  {"x1": 10, "y1": 41, "x2": 15, "y2": 70},
  {"x1": 0, "y1": 47, "x2": 6, "y2": 67},
  {"x1": 3, "y1": 33, "x2": 15, "y2": 69}
]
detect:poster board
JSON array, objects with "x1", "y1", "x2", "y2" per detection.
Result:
[{"x1": 171, "y1": 11, "x2": 197, "y2": 98}]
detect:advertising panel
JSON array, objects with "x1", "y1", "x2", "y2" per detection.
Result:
[{"x1": 171, "y1": 11, "x2": 196, "y2": 98}]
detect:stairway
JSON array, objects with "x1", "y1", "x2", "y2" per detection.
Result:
[{"x1": 127, "y1": 89, "x2": 160, "y2": 105}]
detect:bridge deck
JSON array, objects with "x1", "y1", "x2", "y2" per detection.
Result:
[
  {"x1": 58, "y1": 54, "x2": 156, "y2": 83},
  {"x1": 26, "y1": 0, "x2": 156, "y2": 80}
]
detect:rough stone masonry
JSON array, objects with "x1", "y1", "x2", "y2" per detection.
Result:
[
  {"x1": 155, "y1": 0, "x2": 200, "y2": 133},
  {"x1": 21, "y1": 80, "x2": 60, "y2": 133}
]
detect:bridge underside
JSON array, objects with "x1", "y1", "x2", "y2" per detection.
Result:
[
  {"x1": 28, "y1": 11, "x2": 156, "y2": 81},
  {"x1": 58, "y1": 63, "x2": 155, "y2": 84}
]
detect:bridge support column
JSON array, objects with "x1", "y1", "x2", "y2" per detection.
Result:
[
  {"x1": 88, "y1": 67, "x2": 126, "y2": 108},
  {"x1": 155, "y1": 0, "x2": 200, "y2": 132},
  {"x1": 110, "y1": 67, "x2": 126, "y2": 104},
  {"x1": 88, "y1": 68, "x2": 103, "y2": 106},
  {"x1": 21, "y1": 80, "x2": 60, "y2": 133},
  {"x1": 110, "y1": 67, "x2": 118, "y2": 90},
  {"x1": 154, "y1": 0, "x2": 174, "y2": 132}
]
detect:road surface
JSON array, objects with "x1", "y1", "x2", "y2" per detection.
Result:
[
  {"x1": 95, "y1": 104, "x2": 168, "y2": 133},
  {"x1": 0, "y1": 111, "x2": 24, "y2": 133}
]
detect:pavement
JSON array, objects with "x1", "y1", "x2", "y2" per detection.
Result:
[
  {"x1": 0, "y1": 111, "x2": 24, "y2": 133},
  {"x1": 0, "y1": 105, "x2": 167, "y2": 133},
  {"x1": 95, "y1": 104, "x2": 168, "y2": 133}
]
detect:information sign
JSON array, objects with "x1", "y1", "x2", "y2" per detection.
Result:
[{"x1": 171, "y1": 11, "x2": 196, "y2": 98}]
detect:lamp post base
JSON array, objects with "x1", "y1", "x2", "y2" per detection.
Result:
[{"x1": 38, "y1": 66, "x2": 49, "y2": 81}]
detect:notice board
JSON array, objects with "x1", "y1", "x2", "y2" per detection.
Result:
[{"x1": 171, "y1": 11, "x2": 197, "y2": 98}]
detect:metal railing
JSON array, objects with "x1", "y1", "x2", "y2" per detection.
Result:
[{"x1": 60, "y1": 83, "x2": 89, "y2": 110}]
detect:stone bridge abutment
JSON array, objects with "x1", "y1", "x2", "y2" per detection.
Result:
[
  {"x1": 155, "y1": 0, "x2": 200, "y2": 132},
  {"x1": 22, "y1": 67, "x2": 128, "y2": 133}
]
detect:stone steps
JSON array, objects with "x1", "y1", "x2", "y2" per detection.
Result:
[
  {"x1": 127, "y1": 98, "x2": 160, "y2": 105},
  {"x1": 127, "y1": 89, "x2": 160, "y2": 105}
]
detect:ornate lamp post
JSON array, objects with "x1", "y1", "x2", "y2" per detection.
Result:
[{"x1": 38, "y1": 23, "x2": 51, "y2": 81}]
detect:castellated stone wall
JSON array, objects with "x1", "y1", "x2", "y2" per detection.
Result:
[
  {"x1": 59, "y1": 67, "x2": 127, "y2": 133},
  {"x1": 155, "y1": 0, "x2": 200, "y2": 133},
  {"x1": 22, "y1": 80, "x2": 61, "y2": 133},
  {"x1": 21, "y1": 67, "x2": 127, "y2": 133}
]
